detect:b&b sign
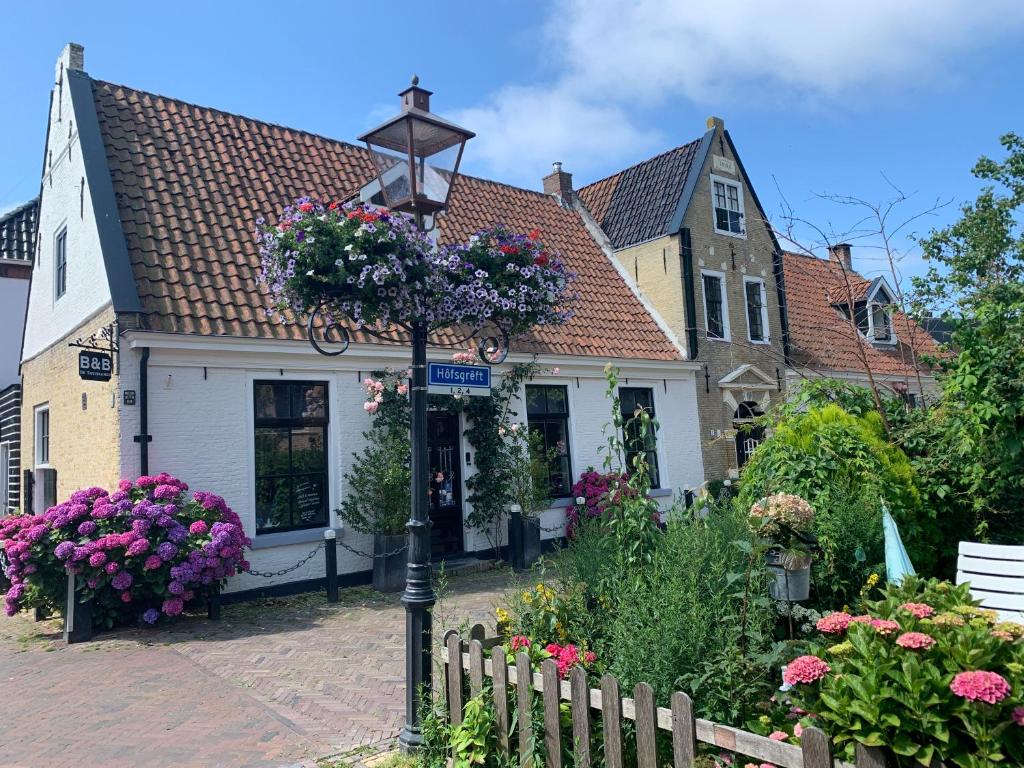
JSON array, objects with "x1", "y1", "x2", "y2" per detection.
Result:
[
  {"x1": 427, "y1": 362, "x2": 491, "y2": 397},
  {"x1": 78, "y1": 351, "x2": 112, "y2": 382}
]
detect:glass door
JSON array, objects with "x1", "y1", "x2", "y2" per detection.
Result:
[{"x1": 427, "y1": 410, "x2": 463, "y2": 556}]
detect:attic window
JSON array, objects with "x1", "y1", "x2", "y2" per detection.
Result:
[
  {"x1": 711, "y1": 174, "x2": 745, "y2": 238},
  {"x1": 842, "y1": 290, "x2": 895, "y2": 345}
]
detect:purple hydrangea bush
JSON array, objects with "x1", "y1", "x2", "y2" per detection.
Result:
[{"x1": 0, "y1": 473, "x2": 250, "y2": 628}]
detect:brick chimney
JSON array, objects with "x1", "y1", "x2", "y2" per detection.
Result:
[
  {"x1": 828, "y1": 243, "x2": 853, "y2": 272},
  {"x1": 542, "y1": 162, "x2": 574, "y2": 205}
]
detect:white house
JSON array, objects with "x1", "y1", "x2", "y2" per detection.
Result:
[{"x1": 20, "y1": 45, "x2": 706, "y2": 596}]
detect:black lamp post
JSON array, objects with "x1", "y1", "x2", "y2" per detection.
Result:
[{"x1": 357, "y1": 78, "x2": 474, "y2": 751}]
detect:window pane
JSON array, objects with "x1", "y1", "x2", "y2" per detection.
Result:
[
  {"x1": 525, "y1": 386, "x2": 547, "y2": 415},
  {"x1": 293, "y1": 384, "x2": 327, "y2": 419},
  {"x1": 715, "y1": 207, "x2": 730, "y2": 231},
  {"x1": 703, "y1": 275, "x2": 724, "y2": 338},
  {"x1": 291, "y1": 426, "x2": 326, "y2": 473},
  {"x1": 255, "y1": 383, "x2": 291, "y2": 419},
  {"x1": 255, "y1": 428, "x2": 289, "y2": 476},
  {"x1": 256, "y1": 476, "x2": 291, "y2": 531},
  {"x1": 728, "y1": 210, "x2": 743, "y2": 233},
  {"x1": 292, "y1": 474, "x2": 327, "y2": 527},
  {"x1": 544, "y1": 387, "x2": 567, "y2": 414},
  {"x1": 714, "y1": 181, "x2": 726, "y2": 208},
  {"x1": 727, "y1": 185, "x2": 740, "y2": 211},
  {"x1": 746, "y1": 282, "x2": 764, "y2": 340}
]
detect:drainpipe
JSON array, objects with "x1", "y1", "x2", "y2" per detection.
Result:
[
  {"x1": 134, "y1": 347, "x2": 151, "y2": 475},
  {"x1": 679, "y1": 229, "x2": 699, "y2": 359}
]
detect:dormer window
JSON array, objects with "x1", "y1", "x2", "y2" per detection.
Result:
[
  {"x1": 839, "y1": 278, "x2": 897, "y2": 345},
  {"x1": 710, "y1": 174, "x2": 745, "y2": 238}
]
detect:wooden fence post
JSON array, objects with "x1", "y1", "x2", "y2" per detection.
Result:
[
  {"x1": 492, "y1": 646, "x2": 510, "y2": 757},
  {"x1": 671, "y1": 691, "x2": 696, "y2": 767},
  {"x1": 541, "y1": 658, "x2": 562, "y2": 768},
  {"x1": 469, "y1": 639, "x2": 485, "y2": 699},
  {"x1": 516, "y1": 651, "x2": 534, "y2": 768},
  {"x1": 446, "y1": 632, "x2": 464, "y2": 726},
  {"x1": 570, "y1": 666, "x2": 591, "y2": 768},
  {"x1": 634, "y1": 682, "x2": 657, "y2": 768},
  {"x1": 855, "y1": 744, "x2": 887, "y2": 768},
  {"x1": 801, "y1": 726, "x2": 832, "y2": 768},
  {"x1": 600, "y1": 675, "x2": 623, "y2": 768}
]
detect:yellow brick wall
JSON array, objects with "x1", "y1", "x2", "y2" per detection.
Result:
[
  {"x1": 20, "y1": 306, "x2": 122, "y2": 501},
  {"x1": 612, "y1": 123, "x2": 788, "y2": 480}
]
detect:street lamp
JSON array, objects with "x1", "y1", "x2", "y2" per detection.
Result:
[{"x1": 358, "y1": 78, "x2": 474, "y2": 751}]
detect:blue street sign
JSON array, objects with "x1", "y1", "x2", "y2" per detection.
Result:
[{"x1": 427, "y1": 362, "x2": 491, "y2": 396}]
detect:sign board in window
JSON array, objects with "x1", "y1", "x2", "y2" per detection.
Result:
[
  {"x1": 78, "y1": 351, "x2": 112, "y2": 382},
  {"x1": 427, "y1": 363, "x2": 491, "y2": 397}
]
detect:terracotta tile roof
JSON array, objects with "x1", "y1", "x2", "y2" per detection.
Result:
[
  {"x1": 577, "y1": 139, "x2": 702, "y2": 250},
  {"x1": 90, "y1": 80, "x2": 680, "y2": 361},
  {"x1": 0, "y1": 199, "x2": 37, "y2": 264},
  {"x1": 782, "y1": 251, "x2": 941, "y2": 378}
]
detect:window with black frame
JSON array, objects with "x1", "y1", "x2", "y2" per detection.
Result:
[
  {"x1": 525, "y1": 384, "x2": 572, "y2": 497},
  {"x1": 619, "y1": 387, "x2": 660, "y2": 489},
  {"x1": 703, "y1": 273, "x2": 726, "y2": 339},
  {"x1": 253, "y1": 381, "x2": 329, "y2": 533}
]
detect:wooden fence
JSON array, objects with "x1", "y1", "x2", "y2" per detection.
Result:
[{"x1": 442, "y1": 627, "x2": 887, "y2": 768}]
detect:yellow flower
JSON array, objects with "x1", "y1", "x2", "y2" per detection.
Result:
[
  {"x1": 867, "y1": 573, "x2": 880, "y2": 586},
  {"x1": 496, "y1": 608, "x2": 511, "y2": 624}
]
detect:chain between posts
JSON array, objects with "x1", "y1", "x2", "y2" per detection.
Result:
[{"x1": 242, "y1": 537, "x2": 409, "y2": 579}]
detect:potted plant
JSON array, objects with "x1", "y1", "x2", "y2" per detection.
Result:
[
  {"x1": 504, "y1": 424, "x2": 552, "y2": 571},
  {"x1": 750, "y1": 493, "x2": 817, "y2": 601},
  {"x1": 339, "y1": 417, "x2": 411, "y2": 592}
]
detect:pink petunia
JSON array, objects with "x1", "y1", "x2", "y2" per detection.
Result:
[{"x1": 950, "y1": 671, "x2": 1011, "y2": 704}]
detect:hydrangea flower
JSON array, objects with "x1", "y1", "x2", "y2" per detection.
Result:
[
  {"x1": 142, "y1": 608, "x2": 160, "y2": 625},
  {"x1": 900, "y1": 602, "x2": 935, "y2": 619},
  {"x1": 950, "y1": 670, "x2": 1011, "y2": 704},
  {"x1": 816, "y1": 612, "x2": 852, "y2": 634},
  {"x1": 895, "y1": 632, "x2": 935, "y2": 650},
  {"x1": 782, "y1": 656, "x2": 831, "y2": 685},
  {"x1": 870, "y1": 619, "x2": 901, "y2": 636}
]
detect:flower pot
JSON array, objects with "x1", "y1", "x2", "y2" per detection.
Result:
[
  {"x1": 765, "y1": 548, "x2": 811, "y2": 602},
  {"x1": 373, "y1": 533, "x2": 407, "y2": 593},
  {"x1": 508, "y1": 506, "x2": 542, "y2": 572}
]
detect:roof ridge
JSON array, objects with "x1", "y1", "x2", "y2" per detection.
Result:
[
  {"x1": 92, "y1": 78, "x2": 366, "y2": 153},
  {"x1": 578, "y1": 137, "x2": 703, "y2": 193},
  {"x1": 0, "y1": 198, "x2": 38, "y2": 223}
]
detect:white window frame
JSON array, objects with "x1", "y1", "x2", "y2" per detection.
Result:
[
  {"x1": 54, "y1": 226, "x2": 68, "y2": 300},
  {"x1": 700, "y1": 269, "x2": 731, "y2": 342},
  {"x1": 861, "y1": 283, "x2": 898, "y2": 345},
  {"x1": 710, "y1": 173, "x2": 746, "y2": 239},
  {"x1": 742, "y1": 276, "x2": 770, "y2": 344},
  {"x1": 34, "y1": 405, "x2": 50, "y2": 467}
]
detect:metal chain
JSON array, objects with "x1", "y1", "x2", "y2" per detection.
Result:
[
  {"x1": 334, "y1": 538, "x2": 409, "y2": 560},
  {"x1": 243, "y1": 541, "x2": 325, "y2": 578}
]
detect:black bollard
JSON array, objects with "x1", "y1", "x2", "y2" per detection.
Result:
[
  {"x1": 324, "y1": 529, "x2": 339, "y2": 603},
  {"x1": 207, "y1": 583, "x2": 221, "y2": 621},
  {"x1": 63, "y1": 573, "x2": 93, "y2": 644}
]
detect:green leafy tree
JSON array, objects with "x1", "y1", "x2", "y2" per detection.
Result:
[
  {"x1": 338, "y1": 422, "x2": 411, "y2": 535},
  {"x1": 913, "y1": 132, "x2": 1024, "y2": 542}
]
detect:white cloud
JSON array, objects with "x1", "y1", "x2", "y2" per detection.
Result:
[{"x1": 457, "y1": 0, "x2": 1024, "y2": 185}]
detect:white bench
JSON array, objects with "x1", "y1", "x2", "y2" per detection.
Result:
[{"x1": 955, "y1": 542, "x2": 1024, "y2": 623}]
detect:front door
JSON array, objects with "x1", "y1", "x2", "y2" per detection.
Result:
[{"x1": 427, "y1": 411, "x2": 463, "y2": 556}]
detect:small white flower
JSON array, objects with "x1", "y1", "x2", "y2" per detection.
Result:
[
  {"x1": 306, "y1": 270, "x2": 315, "y2": 276},
  {"x1": 344, "y1": 244, "x2": 354, "y2": 252}
]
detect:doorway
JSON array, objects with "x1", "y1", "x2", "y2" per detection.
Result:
[{"x1": 427, "y1": 410, "x2": 463, "y2": 556}]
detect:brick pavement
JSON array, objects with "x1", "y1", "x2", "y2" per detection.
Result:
[{"x1": 0, "y1": 568, "x2": 514, "y2": 768}]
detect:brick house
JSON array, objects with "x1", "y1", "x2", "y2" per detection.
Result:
[
  {"x1": 575, "y1": 117, "x2": 791, "y2": 479},
  {"x1": 19, "y1": 45, "x2": 707, "y2": 595},
  {"x1": 782, "y1": 245, "x2": 940, "y2": 405},
  {"x1": 0, "y1": 199, "x2": 34, "y2": 512}
]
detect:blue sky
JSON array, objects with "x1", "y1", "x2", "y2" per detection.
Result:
[{"x1": 3, "y1": 1, "x2": 1023, "y2": 287}]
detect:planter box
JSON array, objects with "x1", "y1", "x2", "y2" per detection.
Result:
[
  {"x1": 508, "y1": 508, "x2": 542, "y2": 572},
  {"x1": 373, "y1": 533, "x2": 407, "y2": 593},
  {"x1": 765, "y1": 549, "x2": 811, "y2": 602}
]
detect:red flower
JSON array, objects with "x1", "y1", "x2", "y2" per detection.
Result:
[
  {"x1": 298, "y1": 202, "x2": 313, "y2": 213},
  {"x1": 327, "y1": 201, "x2": 338, "y2": 211},
  {"x1": 533, "y1": 253, "x2": 550, "y2": 267},
  {"x1": 499, "y1": 245, "x2": 518, "y2": 255},
  {"x1": 528, "y1": 228, "x2": 541, "y2": 241}
]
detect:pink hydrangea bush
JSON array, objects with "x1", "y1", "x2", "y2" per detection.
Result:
[
  {"x1": 0, "y1": 473, "x2": 250, "y2": 628},
  {"x1": 785, "y1": 578, "x2": 1024, "y2": 763}
]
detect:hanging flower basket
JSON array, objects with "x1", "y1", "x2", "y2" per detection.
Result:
[
  {"x1": 440, "y1": 225, "x2": 576, "y2": 336},
  {"x1": 257, "y1": 199, "x2": 442, "y2": 328}
]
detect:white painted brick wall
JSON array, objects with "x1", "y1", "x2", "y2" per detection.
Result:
[{"x1": 137, "y1": 345, "x2": 705, "y2": 593}]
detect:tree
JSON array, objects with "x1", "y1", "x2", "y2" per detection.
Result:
[{"x1": 912, "y1": 132, "x2": 1024, "y2": 541}]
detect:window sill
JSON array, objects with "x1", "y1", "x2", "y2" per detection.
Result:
[
  {"x1": 706, "y1": 335, "x2": 732, "y2": 343},
  {"x1": 747, "y1": 338, "x2": 771, "y2": 345},
  {"x1": 713, "y1": 229, "x2": 747, "y2": 240},
  {"x1": 648, "y1": 488, "x2": 672, "y2": 498},
  {"x1": 252, "y1": 526, "x2": 342, "y2": 550}
]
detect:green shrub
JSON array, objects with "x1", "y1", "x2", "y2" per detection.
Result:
[
  {"x1": 338, "y1": 421, "x2": 410, "y2": 535},
  {"x1": 740, "y1": 403, "x2": 930, "y2": 603}
]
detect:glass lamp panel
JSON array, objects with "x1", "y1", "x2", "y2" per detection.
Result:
[
  {"x1": 367, "y1": 142, "x2": 412, "y2": 209},
  {"x1": 414, "y1": 142, "x2": 461, "y2": 208}
]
